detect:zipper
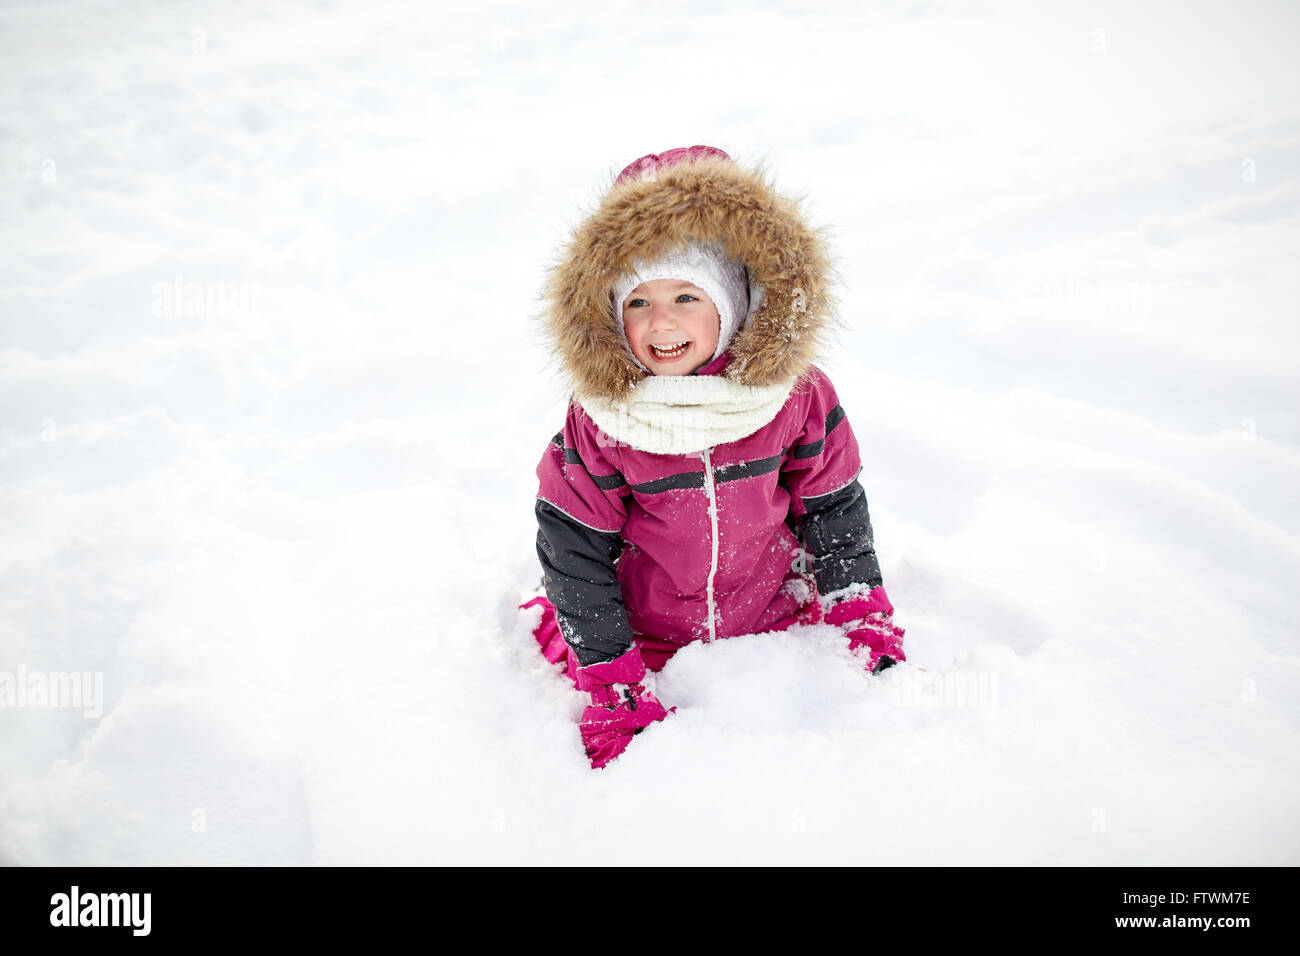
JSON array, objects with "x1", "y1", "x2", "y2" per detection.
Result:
[{"x1": 701, "y1": 447, "x2": 719, "y2": 642}]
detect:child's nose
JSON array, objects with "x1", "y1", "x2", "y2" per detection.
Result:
[{"x1": 648, "y1": 303, "x2": 677, "y2": 329}]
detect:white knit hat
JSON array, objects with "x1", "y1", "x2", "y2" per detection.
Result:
[{"x1": 612, "y1": 240, "x2": 751, "y2": 370}]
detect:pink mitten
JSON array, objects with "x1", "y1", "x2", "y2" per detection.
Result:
[
  {"x1": 575, "y1": 647, "x2": 671, "y2": 769},
  {"x1": 824, "y1": 586, "x2": 907, "y2": 673}
]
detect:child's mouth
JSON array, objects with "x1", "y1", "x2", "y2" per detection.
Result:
[{"x1": 649, "y1": 341, "x2": 690, "y2": 360}]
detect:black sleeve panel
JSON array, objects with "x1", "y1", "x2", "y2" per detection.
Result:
[
  {"x1": 535, "y1": 498, "x2": 634, "y2": 667},
  {"x1": 800, "y1": 478, "x2": 883, "y2": 595}
]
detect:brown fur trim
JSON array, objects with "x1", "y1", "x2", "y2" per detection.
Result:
[{"x1": 543, "y1": 156, "x2": 837, "y2": 401}]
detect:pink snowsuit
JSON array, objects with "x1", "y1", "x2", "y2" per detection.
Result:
[
  {"x1": 535, "y1": 361, "x2": 876, "y2": 671},
  {"x1": 531, "y1": 149, "x2": 897, "y2": 675}
]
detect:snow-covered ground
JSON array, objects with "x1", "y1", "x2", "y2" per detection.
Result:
[{"x1": 2, "y1": 0, "x2": 1297, "y2": 864}]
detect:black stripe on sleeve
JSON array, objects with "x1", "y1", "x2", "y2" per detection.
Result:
[
  {"x1": 562, "y1": 447, "x2": 627, "y2": 491},
  {"x1": 825, "y1": 404, "x2": 846, "y2": 434},
  {"x1": 790, "y1": 405, "x2": 846, "y2": 460}
]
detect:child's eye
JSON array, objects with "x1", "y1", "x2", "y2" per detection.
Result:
[
  {"x1": 626, "y1": 298, "x2": 648, "y2": 308},
  {"x1": 676, "y1": 294, "x2": 697, "y2": 303}
]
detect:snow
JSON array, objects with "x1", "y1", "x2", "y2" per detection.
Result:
[{"x1": 2, "y1": 0, "x2": 1298, "y2": 864}]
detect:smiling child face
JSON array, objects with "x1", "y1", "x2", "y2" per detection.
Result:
[{"x1": 620, "y1": 279, "x2": 721, "y2": 375}]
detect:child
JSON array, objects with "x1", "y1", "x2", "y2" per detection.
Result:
[{"x1": 523, "y1": 146, "x2": 905, "y2": 769}]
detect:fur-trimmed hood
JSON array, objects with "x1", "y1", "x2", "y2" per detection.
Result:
[{"x1": 543, "y1": 155, "x2": 836, "y2": 403}]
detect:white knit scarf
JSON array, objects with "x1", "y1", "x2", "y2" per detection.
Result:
[{"x1": 577, "y1": 374, "x2": 793, "y2": 455}]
